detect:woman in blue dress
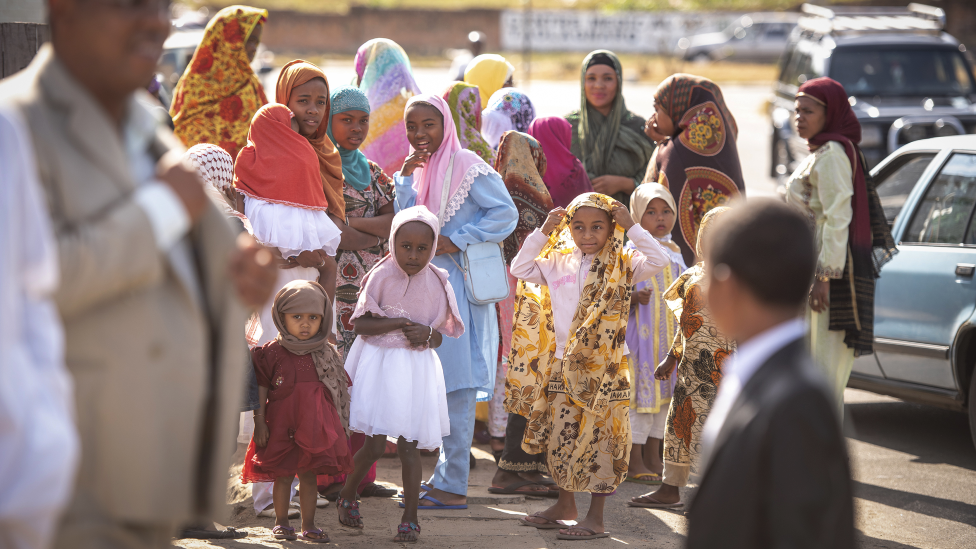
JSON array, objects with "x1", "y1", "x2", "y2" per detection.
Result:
[{"x1": 393, "y1": 93, "x2": 518, "y2": 508}]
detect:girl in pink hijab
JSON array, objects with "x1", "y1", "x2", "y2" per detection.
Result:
[
  {"x1": 392, "y1": 94, "x2": 518, "y2": 511},
  {"x1": 336, "y1": 206, "x2": 464, "y2": 542}
]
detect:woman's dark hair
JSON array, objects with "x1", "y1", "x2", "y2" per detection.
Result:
[
  {"x1": 709, "y1": 199, "x2": 816, "y2": 308},
  {"x1": 586, "y1": 53, "x2": 616, "y2": 71}
]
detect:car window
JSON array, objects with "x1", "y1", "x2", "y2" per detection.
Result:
[
  {"x1": 764, "y1": 24, "x2": 789, "y2": 40},
  {"x1": 830, "y1": 47, "x2": 975, "y2": 97},
  {"x1": 875, "y1": 153, "x2": 937, "y2": 225},
  {"x1": 904, "y1": 153, "x2": 976, "y2": 245}
]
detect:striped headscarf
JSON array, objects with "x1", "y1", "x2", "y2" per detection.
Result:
[{"x1": 355, "y1": 39, "x2": 422, "y2": 175}]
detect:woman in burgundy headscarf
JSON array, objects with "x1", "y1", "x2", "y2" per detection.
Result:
[{"x1": 783, "y1": 77, "x2": 896, "y2": 417}]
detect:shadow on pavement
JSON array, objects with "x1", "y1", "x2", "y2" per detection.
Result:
[
  {"x1": 845, "y1": 399, "x2": 976, "y2": 470},
  {"x1": 856, "y1": 529, "x2": 924, "y2": 549},
  {"x1": 853, "y1": 480, "x2": 976, "y2": 528}
]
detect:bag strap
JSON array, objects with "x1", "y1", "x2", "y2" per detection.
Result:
[
  {"x1": 438, "y1": 152, "x2": 466, "y2": 277},
  {"x1": 437, "y1": 152, "x2": 457, "y2": 227}
]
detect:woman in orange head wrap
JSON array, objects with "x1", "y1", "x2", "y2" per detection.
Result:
[{"x1": 276, "y1": 60, "x2": 347, "y2": 219}]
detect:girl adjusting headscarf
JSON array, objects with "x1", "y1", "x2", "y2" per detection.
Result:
[
  {"x1": 643, "y1": 74, "x2": 745, "y2": 266},
  {"x1": 276, "y1": 60, "x2": 347, "y2": 219},
  {"x1": 481, "y1": 88, "x2": 536, "y2": 151},
  {"x1": 567, "y1": 50, "x2": 655, "y2": 207},
  {"x1": 355, "y1": 39, "x2": 422, "y2": 176},
  {"x1": 528, "y1": 116, "x2": 593, "y2": 208},
  {"x1": 170, "y1": 6, "x2": 268, "y2": 159},
  {"x1": 442, "y1": 81, "x2": 495, "y2": 165}
]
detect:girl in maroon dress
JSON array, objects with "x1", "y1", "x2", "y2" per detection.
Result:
[{"x1": 241, "y1": 280, "x2": 353, "y2": 542}]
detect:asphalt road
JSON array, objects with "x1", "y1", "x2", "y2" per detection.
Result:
[{"x1": 244, "y1": 65, "x2": 976, "y2": 548}]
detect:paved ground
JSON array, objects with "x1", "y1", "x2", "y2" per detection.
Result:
[
  {"x1": 195, "y1": 71, "x2": 976, "y2": 547},
  {"x1": 173, "y1": 389, "x2": 976, "y2": 549}
]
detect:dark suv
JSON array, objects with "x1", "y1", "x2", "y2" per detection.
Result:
[{"x1": 769, "y1": 3, "x2": 976, "y2": 177}]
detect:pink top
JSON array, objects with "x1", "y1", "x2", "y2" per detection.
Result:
[
  {"x1": 510, "y1": 225, "x2": 670, "y2": 358},
  {"x1": 352, "y1": 206, "x2": 465, "y2": 349}
]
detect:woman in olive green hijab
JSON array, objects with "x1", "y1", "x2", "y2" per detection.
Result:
[{"x1": 565, "y1": 50, "x2": 655, "y2": 207}]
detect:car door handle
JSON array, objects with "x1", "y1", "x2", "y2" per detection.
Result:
[{"x1": 956, "y1": 264, "x2": 975, "y2": 277}]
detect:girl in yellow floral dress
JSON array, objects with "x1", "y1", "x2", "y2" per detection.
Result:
[
  {"x1": 629, "y1": 206, "x2": 735, "y2": 510},
  {"x1": 506, "y1": 193, "x2": 669, "y2": 540}
]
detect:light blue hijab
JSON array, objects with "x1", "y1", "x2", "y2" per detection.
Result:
[{"x1": 326, "y1": 86, "x2": 372, "y2": 192}]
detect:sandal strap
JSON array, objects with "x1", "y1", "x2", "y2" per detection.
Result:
[
  {"x1": 337, "y1": 496, "x2": 361, "y2": 519},
  {"x1": 397, "y1": 522, "x2": 421, "y2": 533},
  {"x1": 272, "y1": 525, "x2": 295, "y2": 533}
]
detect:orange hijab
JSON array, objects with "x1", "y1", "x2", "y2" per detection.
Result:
[
  {"x1": 275, "y1": 60, "x2": 346, "y2": 218},
  {"x1": 233, "y1": 104, "x2": 330, "y2": 211}
]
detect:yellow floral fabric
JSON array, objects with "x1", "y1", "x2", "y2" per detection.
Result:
[
  {"x1": 505, "y1": 193, "x2": 634, "y2": 493},
  {"x1": 170, "y1": 6, "x2": 268, "y2": 160}
]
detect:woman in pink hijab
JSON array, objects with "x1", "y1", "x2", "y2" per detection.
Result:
[
  {"x1": 392, "y1": 93, "x2": 518, "y2": 510},
  {"x1": 528, "y1": 116, "x2": 593, "y2": 208}
]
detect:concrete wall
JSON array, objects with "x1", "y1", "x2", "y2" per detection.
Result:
[
  {"x1": 260, "y1": 7, "x2": 500, "y2": 56},
  {"x1": 0, "y1": 0, "x2": 45, "y2": 24}
]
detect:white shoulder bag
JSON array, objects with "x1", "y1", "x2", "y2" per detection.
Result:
[{"x1": 438, "y1": 153, "x2": 510, "y2": 305}]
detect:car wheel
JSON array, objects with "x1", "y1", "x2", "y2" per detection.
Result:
[{"x1": 969, "y1": 368, "x2": 976, "y2": 450}]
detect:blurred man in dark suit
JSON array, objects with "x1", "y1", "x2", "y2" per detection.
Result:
[{"x1": 686, "y1": 199, "x2": 855, "y2": 549}]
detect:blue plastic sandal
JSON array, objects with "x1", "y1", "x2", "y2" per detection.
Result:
[{"x1": 398, "y1": 493, "x2": 467, "y2": 510}]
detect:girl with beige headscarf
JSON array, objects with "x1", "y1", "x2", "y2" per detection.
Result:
[
  {"x1": 623, "y1": 184, "x2": 687, "y2": 486},
  {"x1": 241, "y1": 280, "x2": 352, "y2": 543}
]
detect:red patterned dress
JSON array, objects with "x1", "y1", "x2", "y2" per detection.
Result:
[{"x1": 241, "y1": 341, "x2": 352, "y2": 482}]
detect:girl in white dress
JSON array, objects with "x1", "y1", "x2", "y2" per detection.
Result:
[{"x1": 337, "y1": 206, "x2": 464, "y2": 542}]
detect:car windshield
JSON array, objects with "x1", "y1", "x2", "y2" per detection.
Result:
[{"x1": 830, "y1": 47, "x2": 975, "y2": 97}]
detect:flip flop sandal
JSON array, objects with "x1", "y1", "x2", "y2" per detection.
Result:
[
  {"x1": 299, "y1": 528, "x2": 330, "y2": 543},
  {"x1": 626, "y1": 495, "x2": 684, "y2": 509},
  {"x1": 272, "y1": 525, "x2": 297, "y2": 541},
  {"x1": 518, "y1": 512, "x2": 570, "y2": 529},
  {"x1": 394, "y1": 521, "x2": 421, "y2": 542},
  {"x1": 625, "y1": 473, "x2": 664, "y2": 485},
  {"x1": 400, "y1": 494, "x2": 468, "y2": 510},
  {"x1": 336, "y1": 496, "x2": 364, "y2": 529},
  {"x1": 556, "y1": 526, "x2": 610, "y2": 540},
  {"x1": 487, "y1": 480, "x2": 552, "y2": 495}
]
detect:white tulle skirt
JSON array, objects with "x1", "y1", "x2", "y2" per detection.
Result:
[
  {"x1": 244, "y1": 196, "x2": 342, "y2": 258},
  {"x1": 344, "y1": 339, "x2": 450, "y2": 450}
]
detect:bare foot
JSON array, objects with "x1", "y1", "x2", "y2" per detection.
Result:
[
  {"x1": 522, "y1": 500, "x2": 577, "y2": 525},
  {"x1": 628, "y1": 460, "x2": 657, "y2": 477},
  {"x1": 490, "y1": 437, "x2": 505, "y2": 452},
  {"x1": 336, "y1": 497, "x2": 363, "y2": 528},
  {"x1": 419, "y1": 487, "x2": 466, "y2": 507},
  {"x1": 394, "y1": 522, "x2": 420, "y2": 542},
  {"x1": 632, "y1": 484, "x2": 681, "y2": 505},
  {"x1": 491, "y1": 470, "x2": 549, "y2": 493},
  {"x1": 559, "y1": 516, "x2": 605, "y2": 537}
]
